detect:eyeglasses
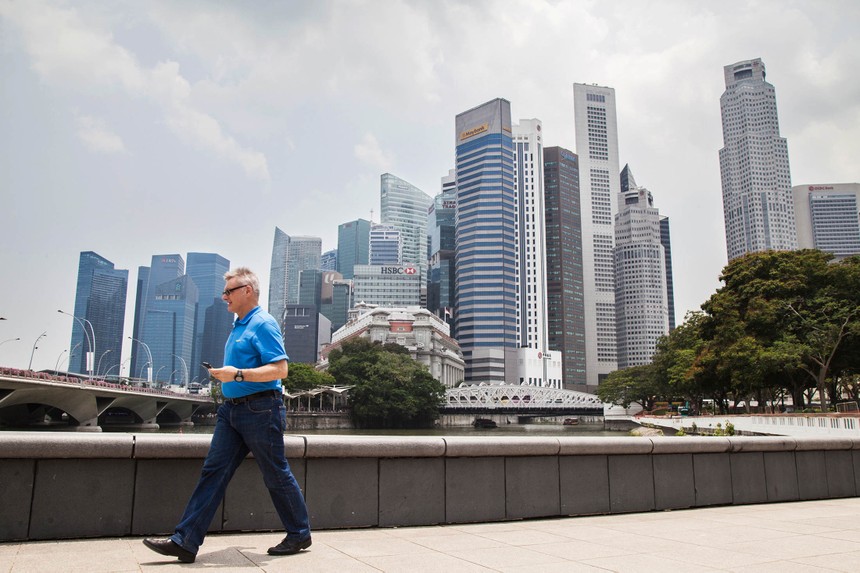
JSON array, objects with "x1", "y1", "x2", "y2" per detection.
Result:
[{"x1": 222, "y1": 284, "x2": 249, "y2": 296}]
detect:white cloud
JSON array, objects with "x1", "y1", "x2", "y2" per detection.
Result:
[
  {"x1": 354, "y1": 132, "x2": 394, "y2": 173},
  {"x1": 74, "y1": 114, "x2": 126, "y2": 154},
  {"x1": 0, "y1": 0, "x2": 269, "y2": 181}
]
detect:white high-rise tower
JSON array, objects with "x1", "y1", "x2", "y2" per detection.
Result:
[
  {"x1": 614, "y1": 179, "x2": 670, "y2": 369},
  {"x1": 573, "y1": 83, "x2": 620, "y2": 388},
  {"x1": 511, "y1": 119, "x2": 561, "y2": 388},
  {"x1": 719, "y1": 58, "x2": 796, "y2": 261}
]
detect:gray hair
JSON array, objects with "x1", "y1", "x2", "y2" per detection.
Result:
[{"x1": 224, "y1": 267, "x2": 260, "y2": 299}]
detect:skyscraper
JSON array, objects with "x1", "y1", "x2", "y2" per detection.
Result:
[
  {"x1": 352, "y1": 264, "x2": 421, "y2": 307},
  {"x1": 369, "y1": 224, "x2": 402, "y2": 265},
  {"x1": 380, "y1": 173, "x2": 432, "y2": 276},
  {"x1": 141, "y1": 274, "x2": 198, "y2": 386},
  {"x1": 511, "y1": 118, "x2": 561, "y2": 388},
  {"x1": 543, "y1": 146, "x2": 586, "y2": 390},
  {"x1": 614, "y1": 181, "x2": 670, "y2": 369},
  {"x1": 186, "y1": 252, "x2": 231, "y2": 382},
  {"x1": 573, "y1": 83, "x2": 620, "y2": 387},
  {"x1": 131, "y1": 254, "x2": 183, "y2": 379},
  {"x1": 336, "y1": 219, "x2": 371, "y2": 280},
  {"x1": 622, "y1": 164, "x2": 675, "y2": 331},
  {"x1": 69, "y1": 252, "x2": 128, "y2": 377},
  {"x1": 454, "y1": 98, "x2": 518, "y2": 384},
  {"x1": 268, "y1": 228, "x2": 322, "y2": 324},
  {"x1": 793, "y1": 183, "x2": 860, "y2": 259},
  {"x1": 320, "y1": 249, "x2": 338, "y2": 271},
  {"x1": 427, "y1": 170, "x2": 457, "y2": 327},
  {"x1": 719, "y1": 58, "x2": 796, "y2": 261}
]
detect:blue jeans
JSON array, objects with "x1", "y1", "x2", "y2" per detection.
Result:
[{"x1": 170, "y1": 394, "x2": 310, "y2": 554}]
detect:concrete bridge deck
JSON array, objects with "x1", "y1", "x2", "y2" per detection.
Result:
[{"x1": 3, "y1": 497, "x2": 860, "y2": 572}]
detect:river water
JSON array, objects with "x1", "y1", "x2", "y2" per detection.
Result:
[{"x1": 156, "y1": 422, "x2": 621, "y2": 437}]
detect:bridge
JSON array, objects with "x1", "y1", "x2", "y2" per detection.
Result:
[
  {"x1": 0, "y1": 368, "x2": 214, "y2": 431},
  {"x1": 442, "y1": 384, "x2": 604, "y2": 416}
]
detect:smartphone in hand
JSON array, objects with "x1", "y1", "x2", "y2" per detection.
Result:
[{"x1": 201, "y1": 362, "x2": 212, "y2": 369}]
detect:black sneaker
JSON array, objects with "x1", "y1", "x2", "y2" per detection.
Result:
[{"x1": 267, "y1": 535, "x2": 312, "y2": 555}]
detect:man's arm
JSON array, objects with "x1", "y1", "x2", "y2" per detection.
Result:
[{"x1": 210, "y1": 360, "x2": 288, "y2": 383}]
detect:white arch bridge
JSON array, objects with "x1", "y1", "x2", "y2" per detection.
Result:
[{"x1": 443, "y1": 385, "x2": 604, "y2": 416}]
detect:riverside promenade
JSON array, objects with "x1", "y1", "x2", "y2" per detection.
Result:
[{"x1": 3, "y1": 498, "x2": 860, "y2": 572}]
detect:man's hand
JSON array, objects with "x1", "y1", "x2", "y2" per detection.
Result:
[{"x1": 209, "y1": 365, "x2": 240, "y2": 383}]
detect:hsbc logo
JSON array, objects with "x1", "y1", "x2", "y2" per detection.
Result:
[{"x1": 380, "y1": 266, "x2": 417, "y2": 275}]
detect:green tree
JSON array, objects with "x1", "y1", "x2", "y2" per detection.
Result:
[
  {"x1": 652, "y1": 311, "x2": 705, "y2": 407},
  {"x1": 328, "y1": 338, "x2": 446, "y2": 429},
  {"x1": 283, "y1": 362, "x2": 336, "y2": 393},
  {"x1": 598, "y1": 364, "x2": 661, "y2": 411},
  {"x1": 698, "y1": 250, "x2": 860, "y2": 412}
]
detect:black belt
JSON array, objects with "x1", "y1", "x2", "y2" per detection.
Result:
[{"x1": 226, "y1": 389, "x2": 281, "y2": 405}]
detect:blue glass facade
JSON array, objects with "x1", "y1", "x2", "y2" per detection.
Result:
[
  {"x1": 69, "y1": 251, "x2": 128, "y2": 376},
  {"x1": 131, "y1": 255, "x2": 183, "y2": 379},
  {"x1": 427, "y1": 184, "x2": 456, "y2": 327},
  {"x1": 141, "y1": 274, "x2": 198, "y2": 386},
  {"x1": 187, "y1": 252, "x2": 231, "y2": 381},
  {"x1": 380, "y1": 173, "x2": 432, "y2": 277},
  {"x1": 454, "y1": 99, "x2": 517, "y2": 381},
  {"x1": 268, "y1": 229, "x2": 322, "y2": 325},
  {"x1": 336, "y1": 219, "x2": 370, "y2": 279}
]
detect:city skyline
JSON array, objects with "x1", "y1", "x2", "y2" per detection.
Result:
[{"x1": 2, "y1": 1, "x2": 858, "y2": 370}]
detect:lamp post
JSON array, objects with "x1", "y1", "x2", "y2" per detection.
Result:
[
  {"x1": 66, "y1": 342, "x2": 82, "y2": 373},
  {"x1": 128, "y1": 337, "x2": 153, "y2": 383},
  {"x1": 55, "y1": 349, "x2": 67, "y2": 372},
  {"x1": 0, "y1": 337, "x2": 20, "y2": 347},
  {"x1": 171, "y1": 353, "x2": 189, "y2": 387},
  {"x1": 155, "y1": 366, "x2": 167, "y2": 388},
  {"x1": 28, "y1": 331, "x2": 47, "y2": 370},
  {"x1": 57, "y1": 310, "x2": 96, "y2": 378},
  {"x1": 96, "y1": 349, "x2": 112, "y2": 377}
]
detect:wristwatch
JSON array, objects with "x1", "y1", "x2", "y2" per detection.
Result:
[{"x1": 234, "y1": 369, "x2": 244, "y2": 382}]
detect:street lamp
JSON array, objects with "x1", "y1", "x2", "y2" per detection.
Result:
[
  {"x1": 66, "y1": 342, "x2": 82, "y2": 373},
  {"x1": 96, "y1": 349, "x2": 112, "y2": 377},
  {"x1": 55, "y1": 349, "x2": 67, "y2": 371},
  {"x1": 171, "y1": 354, "x2": 189, "y2": 387},
  {"x1": 28, "y1": 331, "x2": 47, "y2": 370},
  {"x1": 128, "y1": 337, "x2": 153, "y2": 383},
  {"x1": 58, "y1": 310, "x2": 96, "y2": 378},
  {"x1": 0, "y1": 337, "x2": 20, "y2": 347}
]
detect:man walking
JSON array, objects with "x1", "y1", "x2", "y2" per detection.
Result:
[{"x1": 143, "y1": 267, "x2": 311, "y2": 563}]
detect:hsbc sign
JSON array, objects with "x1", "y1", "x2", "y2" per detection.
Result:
[{"x1": 380, "y1": 266, "x2": 417, "y2": 275}]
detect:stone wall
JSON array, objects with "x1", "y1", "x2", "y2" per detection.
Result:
[{"x1": 1, "y1": 433, "x2": 859, "y2": 541}]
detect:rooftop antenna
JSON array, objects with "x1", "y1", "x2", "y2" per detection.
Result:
[{"x1": 370, "y1": 208, "x2": 374, "y2": 224}]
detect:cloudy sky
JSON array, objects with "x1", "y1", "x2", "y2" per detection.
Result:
[{"x1": 1, "y1": 0, "x2": 858, "y2": 373}]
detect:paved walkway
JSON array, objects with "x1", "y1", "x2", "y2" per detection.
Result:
[{"x1": 3, "y1": 498, "x2": 860, "y2": 572}]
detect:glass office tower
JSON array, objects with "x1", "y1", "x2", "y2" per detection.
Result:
[
  {"x1": 543, "y1": 146, "x2": 586, "y2": 390},
  {"x1": 427, "y1": 171, "x2": 457, "y2": 327},
  {"x1": 186, "y1": 252, "x2": 231, "y2": 381},
  {"x1": 69, "y1": 251, "x2": 128, "y2": 376},
  {"x1": 380, "y1": 173, "x2": 432, "y2": 278},
  {"x1": 130, "y1": 254, "x2": 184, "y2": 380},
  {"x1": 454, "y1": 98, "x2": 517, "y2": 384},
  {"x1": 269, "y1": 228, "x2": 322, "y2": 325},
  {"x1": 336, "y1": 219, "x2": 371, "y2": 280}
]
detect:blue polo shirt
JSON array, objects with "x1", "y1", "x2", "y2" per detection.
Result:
[{"x1": 221, "y1": 306, "x2": 288, "y2": 399}]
